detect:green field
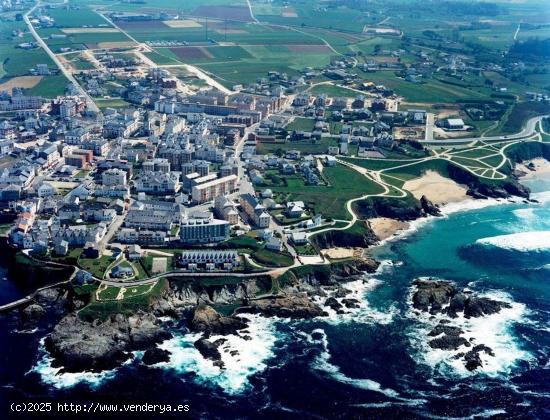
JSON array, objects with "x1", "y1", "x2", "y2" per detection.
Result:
[{"x1": 268, "y1": 163, "x2": 385, "y2": 220}]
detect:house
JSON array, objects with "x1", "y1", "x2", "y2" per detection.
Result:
[
  {"x1": 54, "y1": 240, "x2": 69, "y2": 256},
  {"x1": 127, "y1": 244, "x2": 143, "y2": 261},
  {"x1": 266, "y1": 236, "x2": 283, "y2": 251},
  {"x1": 37, "y1": 183, "x2": 56, "y2": 198},
  {"x1": 290, "y1": 232, "x2": 308, "y2": 245},
  {"x1": 442, "y1": 118, "x2": 465, "y2": 130},
  {"x1": 286, "y1": 200, "x2": 305, "y2": 218},
  {"x1": 240, "y1": 193, "x2": 271, "y2": 228},
  {"x1": 110, "y1": 265, "x2": 134, "y2": 279}
]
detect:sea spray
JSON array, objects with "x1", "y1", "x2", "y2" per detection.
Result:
[{"x1": 156, "y1": 314, "x2": 278, "y2": 394}]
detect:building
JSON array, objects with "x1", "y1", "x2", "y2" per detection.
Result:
[
  {"x1": 240, "y1": 193, "x2": 271, "y2": 228},
  {"x1": 135, "y1": 171, "x2": 180, "y2": 195},
  {"x1": 102, "y1": 168, "x2": 127, "y2": 187},
  {"x1": 179, "y1": 214, "x2": 229, "y2": 244},
  {"x1": 442, "y1": 118, "x2": 465, "y2": 130},
  {"x1": 117, "y1": 228, "x2": 167, "y2": 245},
  {"x1": 191, "y1": 174, "x2": 237, "y2": 204},
  {"x1": 214, "y1": 195, "x2": 239, "y2": 225},
  {"x1": 177, "y1": 250, "x2": 239, "y2": 271}
]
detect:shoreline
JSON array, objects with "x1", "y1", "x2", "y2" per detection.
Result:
[{"x1": 368, "y1": 158, "x2": 550, "y2": 248}]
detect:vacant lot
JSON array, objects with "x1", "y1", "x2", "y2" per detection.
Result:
[
  {"x1": 0, "y1": 76, "x2": 42, "y2": 93},
  {"x1": 268, "y1": 163, "x2": 385, "y2": 220},
  {"x1": 61, "y1": 28, "x2": 120, "y2": 34},
  {"x1": 163, "y1": 19, "x2": 202, "y2": 28}
]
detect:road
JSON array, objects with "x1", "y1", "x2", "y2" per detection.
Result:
[
  {"x1": 425, "y1": 112, "x2": 435, "y2": 141},
  {"x1": 24, "y1": 1, "x2": 100, "y2": 113}
]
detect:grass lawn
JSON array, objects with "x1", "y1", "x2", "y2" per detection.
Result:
[
  {"x1": 268, "y1": 163, "x2": 385, "y2": 220},
  {"x1": 250, "y1": 249, "x2": 294, "y2": 267},
  {"x1": 78, "y1": 255, "x2": 115, "y2": 279},
  {"x1": 79, "y1": 279, "x2": 167, "y2": 321},
  {"x1": 286, "y1": 117, "x2": 316, "y2": 132},
  {"x1": 257, "y1": 137, "x2": 339, "y2": 155}
]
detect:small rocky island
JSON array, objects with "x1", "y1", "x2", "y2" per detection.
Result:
[{"x1": 411, "y1": 279, "x2": 512, "y2": 371}]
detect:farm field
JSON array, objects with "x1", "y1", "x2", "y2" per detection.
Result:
[{"x1": 0, "y1": 16, "x2": 69, "y2": 97}]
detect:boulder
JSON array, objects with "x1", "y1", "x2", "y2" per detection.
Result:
[
  {"x1": 463, "y1": 297, "x2": 511, "y2": 318},
  {"x1": 142, "y1": 347, "x2": 170, "y2": 365},
  {"x1": 21, "y1": 304, "x2": 45, "y2": 322},
  {"x1": 324, "y1": 297, "x2": 343, "y2": 311},
  {"x1": 464, "y1": 344, "x2": 494, "y2": 371},
  {"x1": 429, "y1": 335, "x2": 470, "y2": 351},
  {"x1": 412, "y1": 279, "x2": 456, "y2": 313},
  {"x1": 190, "y1": 305, "x2": 247, "y2": 336},
  {"x1": 194, "y1": 338, "x2": 223, "y2": 368}
]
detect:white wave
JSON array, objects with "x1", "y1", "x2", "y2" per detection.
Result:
[
  {"x1": 407, "y1": 288, "x2": 533, "y2": 378},
  {"x1": 530, "y1": 190, "x2": 550, "y2": 204},
  {"x1": 15, "y1": 327, "x2": 38, "y2": 334},
  {"x1": 31, "y1": 338, "x2": 119, "y2": 389},
  {"x1": 476, "y1": 231, "x2": 550, "y2": 252},
  {"x1": 312, "y1": 276, "x2": 397, "y2": 325},
  {"x1": 155, "y1": 314, "x2": 277, "y2": 394},
  {"x1": 512, "y1": 208, "x2": 536, "y2": 222}
]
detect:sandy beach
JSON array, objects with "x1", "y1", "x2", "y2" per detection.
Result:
[
  {"x1": 369, "y1": 217, "x2": 410, "y2": 241},
  {"x1": 403, "y1": 170, "x2": 468, "y2": 205},
  {"x1": 516, "y1": 158, "x2": 550, "y2": 179}
]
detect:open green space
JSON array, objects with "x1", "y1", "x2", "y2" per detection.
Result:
[{"x1": 268, "y1": 163, "x2": 385, "y2": 220}]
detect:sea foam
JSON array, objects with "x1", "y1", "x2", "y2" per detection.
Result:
[
  {"x1": 476, "y1": 231, "x2": 550, "y2": 252},
  {"x1": 155, "y1": 314, "x2": 278, "y2": 394},
  {"x1": 31, "y1": 339, "x2": 119, "y2": 389}
]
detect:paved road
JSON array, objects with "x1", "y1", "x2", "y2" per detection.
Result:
[
  {"x1": 425, "y1": 112, "x2": 435, "y2": 141},
  {"x1": 24, "y1": 1, "x2": 99, "y2": 113}
]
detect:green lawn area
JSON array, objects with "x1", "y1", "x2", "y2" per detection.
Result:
[
  {"x1": 250, "y1": 249, "x2": 294, "y2": 267},
  {"x1": 381, "y1": 159, "x2": 454, "y2": 187},
  {"x1": 78, "y1": 255, "x2": 115, "y2": 278},
  {"x1": 79, "y1": 279, "x2": 167, "y2": 321},
  {"x1": 257, "y1": 137, "x2": 339, "y2": 155},
  {"x1": 286, "y1": 117, "x2": 316, "y2": 132},
  {"x1": 340, "y1": 157, "x2": 419, "y2": 171},
  {"x1": 95, "y1": 98, "x2": 131, "y2": 109},
  {"x1": 308, "y1": 84, "x2": 362, "y2": 98},
  {"x1": 268, "y1": 163, "x2": 385, "y2": 220}
]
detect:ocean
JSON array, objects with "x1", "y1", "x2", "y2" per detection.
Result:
[{"x1": 1, "y1": 174, "x2": 549, "y2": 419}]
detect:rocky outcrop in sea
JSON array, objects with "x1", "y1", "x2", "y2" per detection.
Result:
[{"x1": 411, "y1": 278, "x2": 512, "y2": 371}]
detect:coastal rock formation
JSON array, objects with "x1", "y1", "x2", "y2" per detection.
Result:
[
  {"x1": 244, "y1": 295, "x2": 326, "y2": 319},
  {"x1": 142, "y1": 347, "x2": 171, "y2": 365},
  {"x1": 21, "y1": 304, "x2": 45, "y2": 322},
  {"x1": 412, "y1": 279, "x2": 456, "y2": 313},
  {"x1": 45, "y1": 312, "x2": 171, "y2": 372},
  {"x1": 194, "y1": 338, "x2": 224, "y2": 368},
  {"x1": 189, "y1": 305, "x2": 248, "y2": 336},
  {"x1": 463, "y1": 345, "x2": 495, "y2": 371},
  {"x1": 411, "y1": 279, "x2": 511, "y2": 371},
  {"x1": 420, "y1": 195, "x2": 441, "y2": 216}
]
